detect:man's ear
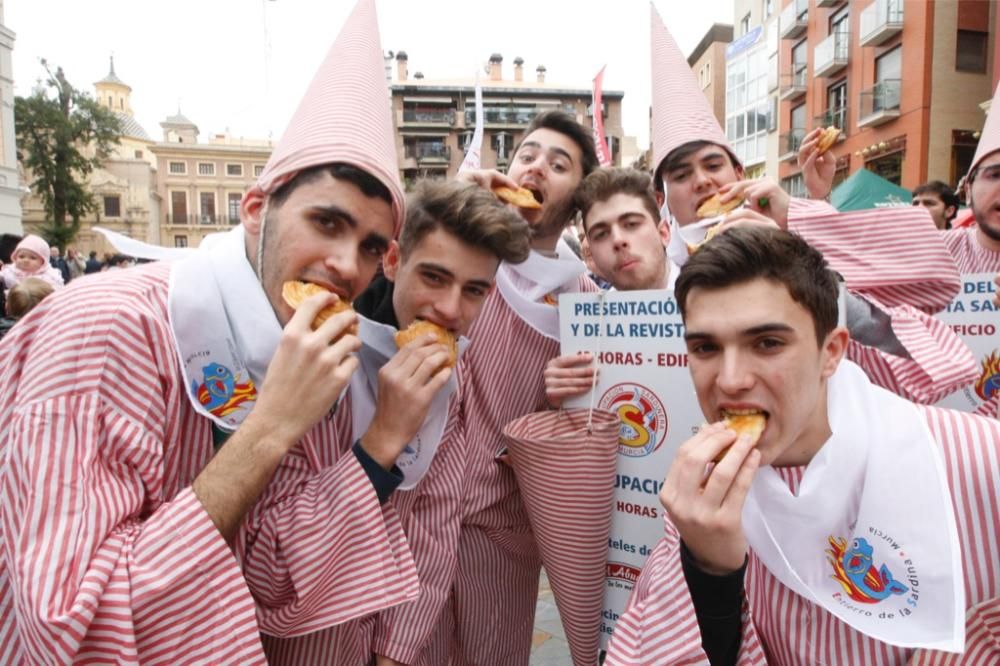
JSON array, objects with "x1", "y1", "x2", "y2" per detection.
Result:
[
  {"x1": 654, "y1": 190, "x2": 665, "y2": 208},
  {"x1": 658, "y1": 219, "x2": 670, "y2": 247},
  {"x1": 820, "y1": 326, "x2": 850, "y2": 380},
  {"x1": 241, "y1": 190, "x2": 266, "y2": 235},
  {"x1": 945, "y1": 205, "x2": 957, "y2": 222},
  {"x1": 734, "y1": 164, "x2": 746, "y2": 180},
  {"x1": 383, "y1": 240, "x2": 401, "y2": 282}
]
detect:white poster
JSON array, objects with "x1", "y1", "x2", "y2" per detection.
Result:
[
  {"x1": 935, "y1": 273, "x2": 1000, "y2": 415},
  {"x1": 559, "y1": 289, "x2": 699, "y2": 648}
]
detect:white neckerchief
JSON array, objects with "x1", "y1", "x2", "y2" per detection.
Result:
[
  {"x1": 494, "y1": 237, "x2": 585, "y2": 340},
  {"x1": 349, "y1": 315, "x2": 468, "y2": 489},
  {"x1": 666, "y1": 215, "x2": 726, "y2": 270},
  {"x1": 167, "y1": 227, "x2": 282, "y2": 430},
  {"x1": 743, "y1": 361, "x2": 964, "y2": 652}
]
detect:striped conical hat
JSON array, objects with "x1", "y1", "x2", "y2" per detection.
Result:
[{"x1": 249, "y1": 0, "x2": 403, "y2": 235}]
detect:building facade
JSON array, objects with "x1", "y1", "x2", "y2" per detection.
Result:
[
  {"x1": 151, "y1": 116, "x2": 271, "y2": 249},
  {"x1": 389, "y1": 53, "x2": 625, "y2": 185},
  {"x1": 21, "y1": 59, "x2": 160, "y2": 256},
  {"x1": 773, "y1": 0, "x2": 995, "y2": 194},
  {"x1": 689, "y1": 24, "x2": 736, "y2": 132},
  {"x1": 0, "y1": 0, "x2": 20, "y2": 235}
]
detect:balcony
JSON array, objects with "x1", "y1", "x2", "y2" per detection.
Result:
[
  {"x1": 814, "y1": 106, "x2": 849, "y2": 134},
  {"x1": 814, "y1": 30, "x2": 849, "y2": 78},
  {"x1": 779, "y1": 0, "x2": 809, "y2": 40},
  {"x1": 464, "y1": 105, "x2": 539, "y2": 128},
  {"x1": 400, "y1": 108, "x2": 455, "y2": 127},
  {"x1": 405, "y1": 143, "x2": 451, "y2": 163},
  {"x1": 860, "y1": 0, "x2": 903, "y2": 47},
  {"x1": 858, "y1": 79, "x2": 901, "y2": 127},
  {"x1": 779, "y1": 130, "x2": 806, "y2": 162},
  {"x1": 779, "y1": 64, "x2": 808, "y2": 101}
]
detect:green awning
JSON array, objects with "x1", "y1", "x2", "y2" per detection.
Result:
[{"x1": 831, "y1": 168, "x2": 911, "y2": 212}]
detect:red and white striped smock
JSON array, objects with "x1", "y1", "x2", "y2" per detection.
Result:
[
  {"x1": 790, "y1": 203, "x2": 978, "y2": 405},
  {"x1": 605, "y1": 405, "x2": 1000, "y2": 666},
  {"x1": 416, "y1": 273, "x2": 597, "y2": 665},
  {"x1": 242, "y1": 389, "x2": 466, "y2": 666},
  {"x1": 0, "y1": 263, "x2": 418, "y2": 664}
]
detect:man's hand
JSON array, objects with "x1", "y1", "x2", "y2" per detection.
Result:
[
  {"x1": 660, "y1": 423, "x2": 761, "y2": 575},
  {"x1": 718, "y1": 178, "x2": 791, "y2": 229},
  {"x1": 251, "y1": 292, "x2": 361, "y2": 446},
  {"x1": 455, "y1": 168, "x2": 519, "y2": 192},
  {"x1": 361, "y1": 334, "x2": 453, "y2": 470},
  {"x1": 798, "y1": 127, "x2": 837, "y2": 200},
  {"x1": 715, "y1": 207, "x2": 781, "y2": 236},
  {"x1": 543, "y1": 352, "x2": 597, "y2": 409},
  {"x1": 192, "y1": 292, "x2": 360, "y2": 542}
]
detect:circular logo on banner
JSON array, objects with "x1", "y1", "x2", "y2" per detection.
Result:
[{"x1": 599, "y1": 382, "x2": 668, "y2": 457}]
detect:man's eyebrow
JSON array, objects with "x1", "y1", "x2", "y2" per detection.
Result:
[
  {"x1": 416, "y1": 261, "x2": 455, "y2": 279},
  {"x1": 684, "y1": 322, "x2": 794, "y2": 342}
]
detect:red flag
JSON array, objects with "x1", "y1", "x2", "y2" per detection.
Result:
[{"x1": 592, "y1": 66, "x2": 613, "y2": 167}]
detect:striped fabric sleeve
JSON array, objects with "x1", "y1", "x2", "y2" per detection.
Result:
[
  {"x1": 372, "y1": 419, "x2": 467, "y2": 663},
  {"x1": 909, "y1": 598, "x2": 1000, "y2": 665},
  {"x1": 1, "y1": 394, "x2": 265, "y2": 665},
  {"x1": 237, "y1": 443, "x2": 419, "y2": 638},
  {"x1": 788, "y1": 203, "x2": 962, "y2": 313},
  {"x1": 604, "y1": 522, "x2": 768, "y2": 666},
  {"x1": 846, "y1": 293, "x2": 979, "y2": 405}
]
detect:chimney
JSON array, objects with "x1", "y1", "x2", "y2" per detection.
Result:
[
  {"x1": 489, "y1": 53, "x2": 503, "y2": 81},
  {"x1": 396, "y1": 51, "x2": 408, "y2": 82},
  {"x1": 536, "y1": 64, "x2": 546, "y2": 84},
  {"x1": 514, "y1": 57, "x2": 524, "y2": 82}
]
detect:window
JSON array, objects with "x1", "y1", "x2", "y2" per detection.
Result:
[
  {"x1": 782, "y1": 174, "x2": 806, "y2": 198},
  {"x1": 827, "y1": 79, "x2": 848, "y2": 129},
  {"x1": 226, "y1": 163, "x2": 243, "y2": 177},
  {"x1": 867, "y1": 151, "x2": 903, "y2": 185},
  {"x1": 791, "y1": 103, "x2": 806, "y2": 131},
  {"x1": 956, "y1": 30, "x2": 988, "y2": 73},
  {"x1": 170, "y1": 191, "x2": 187, "y2": 223},
  {"x1": 174, "y1": 235, "x2": 188, "y2": 248},
  {"x1": 103, "y1": 195, "x2": 121, "y2": 218},
  {"x1": 740, "y1": 12, "x2": 751, "y2": 36},
  {"x1": 763, "y1": 0, "x2": 773, "y2": 19},
  {"x1": 200, "y1": 192, "x2": 216, "y2": 223},
  {"x1": 198, "y1": 163, "x2": 215, "y2": 176},
  {"x1": 169, "y1": 161, "x2": 186, "y2": 174},
  {"x1": 254, "y1": 165, "x2": 265, "y2": 177},
  {"x1": 830, "y1": 6, "x2": 849, "y2": 35},
  {"x1": 491, "y1": 132, "x2": 512, "y2": 161},
  {"x1": 134, "y1": 150, "x2": 143, "y2": 159},
  {"x1": 228, "y1": 193, "x2": 242, "y2": 223},
  {"x1": 725, "y1": 45, "x2": 769, "y2": 166},
  {"x1": 876, "y1": 46, "x2": 901, "y2": 82}
]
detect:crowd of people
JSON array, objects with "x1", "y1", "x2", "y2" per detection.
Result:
[{"x1": 0, "y1": 1, "x2": 997, "y2": 664}]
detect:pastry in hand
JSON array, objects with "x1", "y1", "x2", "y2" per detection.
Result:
[
  {"x1": 281, "y1": 280, "x2": 358, "y2": 336},
  {"x1": 394, "y1": 319, "x2": 458, "y2": 368},
  {"x1": 493, "y1": 185, "x2": 542, "y2": 210},
  {"x1": 713, "y1": 410, "x2": 766, "y2": 463}
]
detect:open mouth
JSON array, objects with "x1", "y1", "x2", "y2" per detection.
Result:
[
  {"x1": 521, "y1": 183, "x2": 544, "y2": 205},
  {"x1": 719, "y1": 407, "x2": 768, "y2": 441}
]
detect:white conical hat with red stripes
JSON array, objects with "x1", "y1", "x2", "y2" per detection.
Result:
[
  {"x1": 650, "y1": 3, "x2": 735, "y2": 176},
  {"x1": 970, "y1": 83, "x2": 1000, "y2": 175},
  {"x1": 248, "y1": 0, "x2": 404, "y2": 235}
]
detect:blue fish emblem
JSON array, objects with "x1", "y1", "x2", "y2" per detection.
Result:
[
  {"x1": 842, "y1": 538, "x2": 908, "y2": 601},
  {"x1": 193, "y1": 363, "x2": 236, "y2": 412}
]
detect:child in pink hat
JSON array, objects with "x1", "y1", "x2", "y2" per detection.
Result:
[{"x1": 0, "y1": 234, "x2": 65, "y2": 290}]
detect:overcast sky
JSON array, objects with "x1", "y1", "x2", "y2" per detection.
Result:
[{"x1": 8, "y1": 0, "x2": 733, "y2": 149}]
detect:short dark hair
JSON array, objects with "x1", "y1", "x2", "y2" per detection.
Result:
[
  {"x1": 654, "y1": 140, "x2": 741, "y2": 193},
  {"x1": 575, "y1": 167, "x2": 661, "y2": 230},
  {"x1": 399, "y1": 179, "x2": 531, "y2": 264},
  {"x1": 268, "y1": 163, "x2": 392, "y2": 210},
  {"x1": 912, "y1": 180, "x2": 959, "y2": 221},
  {"x1": 514, "y1": 110, "x2": 600, "y2": 177},
  {"x1": 675, "y1": 227, "x2": 839, "y2": 346}
]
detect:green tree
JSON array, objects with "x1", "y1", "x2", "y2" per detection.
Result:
[{"x1": 15, "y1": 61, "x2": 122, "y2": 250}]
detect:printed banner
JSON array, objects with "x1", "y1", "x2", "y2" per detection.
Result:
[
  {"x1": 459, "y1": 71, "x2": 484, "y2": 172},
  {"x1": 559, "y1": 289, "x2": 697, "y2": 648},
  {"x1": 935, "y1": 273, "x2": 1000, "y2": 415},
  {"x1": 592, "y1": 66, "x2": 613, "y2": 167}
]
